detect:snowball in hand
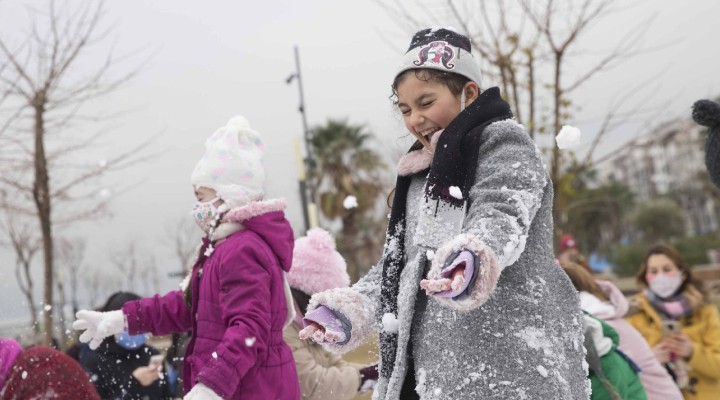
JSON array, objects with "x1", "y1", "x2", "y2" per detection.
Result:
[
  {"x1": 555, "y1": 125, "x2": 582, "y2": 149},
  {"x1": 343, "y1": 195, "x2": 358, "y2": 209}
]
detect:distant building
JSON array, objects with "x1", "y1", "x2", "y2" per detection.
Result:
[{"x1": 602, "y1": 117, "x2": 720, "y2": 235}]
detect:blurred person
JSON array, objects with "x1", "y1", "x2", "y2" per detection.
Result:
[
  {"x1": 283, "y1": 228, "x2": 378, "y2": 400},
  {"x1": 626, "y1": 244, "x2": 720, "y2": 399},
  {"x1": 0, "y1": 338, "x2": 100, "y2": 399},
  {"x1": 583, "y1": 314, "x2": 648, "y2": 400},
  {"x1": 558, "y1": 233, "x2": 592, "y2": 272},
  {"x1": 691, "y1": 99, "x2": 720, "y2": 189},
  {"x1": 562, "y1": 262, "x2": 682, "y2": 399},
  {"x1": 74, "y1": 116, "x2": 300, "y2": 400},
  {"x1": 82, "y1": 291, "x2": 173, "y2": 400}
]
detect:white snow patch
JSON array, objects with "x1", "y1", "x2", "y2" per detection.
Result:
[
  {"x1": 511, "y1": 162, "x2": 521, "y2": 168},
  {"x1": 212, "y1": 351, "x2": 218, "y2": 359},
  {"x1": 382, "y1": 313, "x2": 399, "y2": 333},
  {"x1": 433, "y1": 388, "x2": 442, "y2": 395},
  {"x1": 343, "y1": 195, "x2": 358, "y2": 209},
  {"x1": 555, "y1": 125, "x2": 582, "y2": 149},
  {"x1": 537, "y1": 365, "x2": 548, "y2": 377},
  {"x1": 245, "y1": 337, "x2": 256, "y2": 347},
  {"x1": 415, "y1": 367, "x2": 427, "y2": 394},
  {"x1": 426, "y1": 249, "x2": 435, "y2": 261},
  {"x1": 43, "y1": 304, "x2": 52, "y2": 312},
  {"x1": 449, "y1": 186, "x2": 463, "y2": 199},
  {"x1": 21, "y1": 370, "x2": 27, "y2": 379}
]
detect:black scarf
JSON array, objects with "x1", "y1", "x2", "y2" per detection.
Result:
[{"x1": 379, "y1": 87, "x2": 513, "y2": 378}]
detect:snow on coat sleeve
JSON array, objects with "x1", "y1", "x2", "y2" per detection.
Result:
[
  {"x1": 195, "y1": 241, "x2": 274, "y2": 396},
  {"x1": 123, "y1": 290, "x2": 192, "y2": 335},
  {"x1": 429, "y1": 119, "x2": 547, "y2": 311}
]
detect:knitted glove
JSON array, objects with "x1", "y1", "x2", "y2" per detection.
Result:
[
  {"x1": 299, "y1": 306, "x2": 350, "y2": 345},
  {"x1": 420, "y1": 250, "x2": 477, "y2": 298},
  {"x1": 184, "y1": 383, "x2": 223, "y2": 400},
  {"x1": 72, "y1": 310, "x2": 126, "y2": 350}
]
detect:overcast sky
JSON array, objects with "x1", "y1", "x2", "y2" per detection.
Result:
[{"x1": 1, "y1": 0, "x2": 719, "y2": 323}]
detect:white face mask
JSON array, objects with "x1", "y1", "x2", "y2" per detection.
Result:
[
  {"x1": 192, "y1": 197, "x2": 226, "y2": 234},
  {"x1": 648, "y1": 273, "x2": 683, "y2": 299}
]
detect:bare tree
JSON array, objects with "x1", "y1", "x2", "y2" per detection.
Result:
[
  {"x1": 0, "y1": 1, "x2": 151, "y2": 344},
  {"x1": 0, "y1": 212, "x2": 41, "y2": 333}
]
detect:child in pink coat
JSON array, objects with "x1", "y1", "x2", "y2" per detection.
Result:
[{"x1": 74, "y1": 116, "x2": 300, "y2": 400}]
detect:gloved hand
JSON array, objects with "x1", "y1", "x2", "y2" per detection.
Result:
[
  {"x1": 184, "y1": 382, "x2": 223, "y2": 400},
  {"x1": 72, "y1": 309, "x2": 126, "y2": 350},
  {"x1": 420, "y1": 250, "x2": 476, "y2": 297},
  {"x1": 298, "y1": 306, "x2": 349, "y2": 345}
]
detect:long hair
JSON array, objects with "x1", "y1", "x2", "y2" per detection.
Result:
[{"x1": 560, "y1": 262, "x2": 608, "y2": 302}]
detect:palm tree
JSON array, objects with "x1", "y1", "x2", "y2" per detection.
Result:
[{"x1": 310, "y1": 119, "x2": 388, "y2": 281}]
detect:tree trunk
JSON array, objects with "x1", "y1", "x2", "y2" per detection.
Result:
[
  {"x1": 551, "y1": 52, "x2": 563, "y2": 234},
  {"x1": 32, "y1": 94, "x2": 54, "y2": 346}
]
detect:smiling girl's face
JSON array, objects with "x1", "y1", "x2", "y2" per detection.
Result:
[{"x1": 395, "y1": 70, "x2": 477, "y2": 150}]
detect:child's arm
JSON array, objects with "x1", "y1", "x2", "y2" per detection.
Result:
[
  {"x1": 425, "y1": 120, "x2": 548, "y2": 311},
  {"x1": 122, "y1": 290, "x2": 193, "y2": 336}
]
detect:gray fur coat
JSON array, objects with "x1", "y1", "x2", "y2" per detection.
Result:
[{"x1": 309, "y1": 119, "x2": 588, "y2": 399}]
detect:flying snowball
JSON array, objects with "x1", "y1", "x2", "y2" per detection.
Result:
[
  {"x1": 343, "y1": 195, "x2": 358, "y2": 209},
  {"x1": 555, "y1": 125, "x2": 582, "y2": 149}
]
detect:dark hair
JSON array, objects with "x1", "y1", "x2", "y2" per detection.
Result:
[
  {"x1": 100, "y1": 291, "x2": 141, "y2": 312},
  {"x1": 390, "y1": 69, "x2": 470, "y2": 103},
  {"x1": 636, "y1": 243, "x2": 706, "y2": 301},
  {"x1": 290, "y1": 287, "x2": 312, "y2": 315}
]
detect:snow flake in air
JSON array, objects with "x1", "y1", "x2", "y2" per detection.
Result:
[
  {"x1": 343, "y1": 195, "x2": 358, "y2": 209},
  {"x1": 245, "y1": 337, "x2": 256, "y2": 347}
]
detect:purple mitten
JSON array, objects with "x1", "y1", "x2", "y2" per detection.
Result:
[
  {"x1": 433, "y1": 250, "x2": 476, "y2": 298},
  {"x1": 302, "y1": 305, "x2": 351, "y2": 345}
]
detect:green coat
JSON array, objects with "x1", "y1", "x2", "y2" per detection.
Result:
[{"x1": 589, "y1": 317, "x2": 648, "y2": 400}]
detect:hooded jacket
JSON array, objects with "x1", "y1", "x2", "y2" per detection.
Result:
[
  {"x1": 584, "y1": 315, "x2": 647, "y2": 400},
  {"x1": 582, "y1": 281, "x2": 681, "y2": 400},
  {"x1": 626, "y1": 291, "x2": 720, "y2": 400},
  {"x1": 123, "y1": 199, "x2": 300, "y2": 400},
  {"x1": 307, "y1": 89, "x2": 587, "y2": 399}
]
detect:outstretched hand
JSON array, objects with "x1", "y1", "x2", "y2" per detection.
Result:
[
  {"x1": 299, "y1": 322, "x2": 346, "y2": 344},
  {"x1": 420, "y1": 265, "x2": 466, "y2": 294}
]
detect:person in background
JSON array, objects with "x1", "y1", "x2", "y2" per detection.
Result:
[
  {"x1": 691, "y1": 99, "x2": 720, "y2": 189},
  {"x1": 1, "y1": 338, "x2": 100, "y2": 399},
  {"x1": 283, "y1": 228, "x2": 378, "y2": 400},
  {"x1": 562, "y1": 262, "x2": 682, "y2": 399},
  {"x1": 626, "y1": 244, "x2": 720, "y2": 399},
  {"x1": 558, "y1": 233, "x2": 592, "y2": 273},
  {"x1": 82, "y1": 291, "x2": 173, "y2": 400},
  {"x1": 583, "y1": 314, "x2": 647, "y2": 400}
]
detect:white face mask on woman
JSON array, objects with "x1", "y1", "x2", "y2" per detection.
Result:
[{"x1": 649, "y1": 273, "x2": 683, "y2": 299}]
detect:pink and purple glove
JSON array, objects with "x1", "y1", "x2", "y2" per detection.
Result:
[
  {"x1": 420, "y1": 250, "x2": 478, "y2": 299},
  {"x1": 298, "y1": 306, "x2": 351, "y2": 345}
]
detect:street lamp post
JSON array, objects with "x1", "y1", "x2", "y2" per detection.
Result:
[{"x1": 287, "y1": 45, "x2": 318, "y2": 231}]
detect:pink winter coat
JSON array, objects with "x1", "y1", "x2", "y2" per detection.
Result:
[
  {"x1": 123, "y1": 201, "x2": 301, "y2": 400},
  {"x1": 585, "y1": 280, "x2": 683, "y2": 400}
]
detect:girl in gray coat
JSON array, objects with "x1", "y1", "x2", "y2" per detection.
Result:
[{"x1": 300, "y1": 28, "x2": 588, "y2": 399}]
